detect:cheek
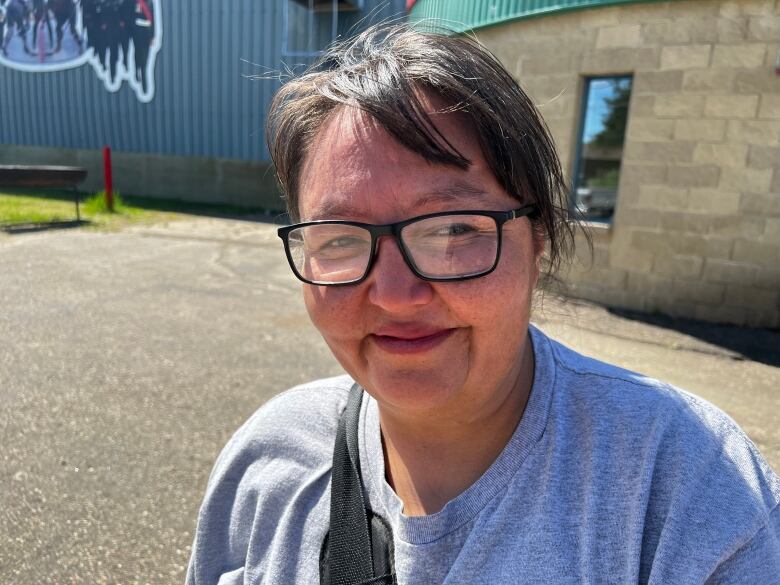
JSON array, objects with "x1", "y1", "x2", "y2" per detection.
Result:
[{"x1": 303, "y1": 285, "x2": 361, "y2": 342}]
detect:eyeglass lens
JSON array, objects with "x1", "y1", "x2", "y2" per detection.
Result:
[{"x1": 286, "y1": 214, "x2": 500, "y2": 284}]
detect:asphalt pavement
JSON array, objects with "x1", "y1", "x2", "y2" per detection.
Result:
[{"x1": 1, "y1": 217, "x2": 778, "y2": 584}]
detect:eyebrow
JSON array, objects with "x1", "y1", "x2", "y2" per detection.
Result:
[{"x1": 306, "y1": 180, "x2": 492, "y2": 220}]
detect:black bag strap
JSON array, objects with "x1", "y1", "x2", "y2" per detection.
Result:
[{"x1": 320, "y1": 384, "x2": 396, "y2": 585}]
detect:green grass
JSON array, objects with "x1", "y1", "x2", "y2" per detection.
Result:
[{"x1": 0, "y1": 189, "x2": 274, "y2": 230}]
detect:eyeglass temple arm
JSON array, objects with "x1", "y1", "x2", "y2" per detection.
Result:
[{"x1": 511, "y1": 204, "x2": 539, "y2": 220}]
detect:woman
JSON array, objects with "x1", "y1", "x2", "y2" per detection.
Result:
[{"x1": 187, "y1": 25, "x2": 779, "y2": 584}]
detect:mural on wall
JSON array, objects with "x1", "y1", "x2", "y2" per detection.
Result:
[{"x1": 0, "y1": 0, "x2": 162, "y2": 103}]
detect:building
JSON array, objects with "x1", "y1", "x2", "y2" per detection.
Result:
[
  {"x1": 0, "y1": 0, "x2": 405, "y2": 210},
  {"x1": 411, "y1": 0, "x2": 780, "y2": 327}
]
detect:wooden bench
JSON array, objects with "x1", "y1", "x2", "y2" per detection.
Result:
[{"x1": 0, "y1": 165, "x2": 88, "y2": 221}]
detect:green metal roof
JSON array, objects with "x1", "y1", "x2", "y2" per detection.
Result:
[{"x1": 409, "y1": 0, "x2": 666, "y2": 33}]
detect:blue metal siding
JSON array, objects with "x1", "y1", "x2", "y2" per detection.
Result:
[{"x1": 0, "y1": 0, "x2": 405, "y2": 162}]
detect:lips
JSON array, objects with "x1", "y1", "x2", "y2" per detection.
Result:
[{"x1": 369, "y1": 327, "x2": 457, "y2": 355}]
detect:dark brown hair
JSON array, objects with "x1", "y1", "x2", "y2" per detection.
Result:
[{"x1": 266, "y1": 23, "x2": 577, "y2": 282}]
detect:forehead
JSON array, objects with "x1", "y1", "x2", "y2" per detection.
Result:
[{"x1": 297, "y1": 101, "x2": 511, "y2": 222}]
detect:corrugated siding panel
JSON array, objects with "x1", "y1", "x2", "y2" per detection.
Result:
[
  {"x1": 410, "y1": 0, "x2": 670, "y2": 32},
  {"x1": 0, "y1": 0, "x2": 404, "y2": 162}
]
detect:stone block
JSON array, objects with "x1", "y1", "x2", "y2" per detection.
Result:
[
  {"x1": 579, "y1": 6, "x2": 621, "y2": 28},
  {"x1": 718, "y1": 16, "x2": 749, "y2": 43},
  {"x1": 522, "y1": 53, "x2": 582, "y2": 76},
  {"x1": 660, "y1": 45, "x2": 712, "y2": 70},
  {"x1": 740, "y1": 192, "x2": 780, "y2": 216},
  {"x1": 708, "y1": 214, "x2": 766, "y2": 237},
  {"x1": 674, "y1": 119, "x2": 727, "y2": 141},
  {"x1": 654, "y1": 254, "x2": 704, "y2": 278},
  {"x1": 758, "y1": 95, "x2": 780, "y2": 119},
  {"x1": 632, "y1": 70, "x2": 684, "y2": 94},
  {"x1": 667, "y1": 164, "x2": 721, "y2": 188},
  {"x1": 687, "y1": 188, "x2": 741, "y2": 214},
  {"x1": 596, "y1": 24, "x2": 642, "y2": 49},
  {"x1": 575, "y1": 267, "x2": 629, "y2": 289},
  {"x1": 617, "y1": 2, "x2": 670, "y2": 24},
  {"x1": 636, "y1": 184, "x2": 689, "y2": 210},
  {"x1": 765, "y1": 217, "x2": 780, "y2": 241},
  {"x1": 724, "y1": 284, "x2": 779, "y2": 308},
  {"x1": 753, "y1": 266, "x2": 780, "y2": 289},
  {"x1": 581, "y1": 47, "x2": 660, "y2": 74},
  {"x1": 704, "y1": 95, "x2": 760, "y2": 119},
  {"x1": 654, "y1": 94, "x2": 705, "y2": 118},
  {"x1": 627, "y1": 118, "x2": 675, "y2": 142},
  {"x1": 641, "y1": 21, "x2": 691, "y2": 45},
  {"x1": 671, "y1": 278, "x2": 725, "y2": 304},
  {"x1": 635, "y1": 230, "x2": 732, "y2": 259},
  {"x1": 747, "y1": 145, "x2": 780, "y2": 170},
  {"x1": 693, "y1": 142, "x2": 749, "y2": 167},
  {"x1": 720, "y1": 166, "x2": 774, "y2": 192},
  {"x1": 612, "y1": 207, "x2": 660, "y2": 229},
  {"x1": 630, "y1": 95, "x2": 656, "y2": 117},
  {"x1": 685, "y1": 18, "x2": 722, "y2": 44},
  {"x1": 682, "y1": 67, "x2": 737, "y2": 93},
  {"x1": 712, "y1": 44, "x2": 767, "y2": 68},
  {"x1": 678, "y1": 235, "x2": 734, "y2": 260},
  {"x1": 773, "y1": 169, "x2": 780, "y2": 194},
  {"x1": 747, "y1": 15, "x2": 780, "y2": 41},
  {"x1": 620, "y1": 163, "x2": 668, "y2": 186},
  {"x1": 703, "y1": 259, "x2": 757, "y2": 284},
  {"x1": 658, "y1": 212, "x2": 711, "y2": 233},
  {"x1": 625, "y1": 272, "x2": 674, "y2": 298},
  {"x1": 732, "y1": 239, "x2": 780, "y2": 263},
  {"x1": 734, "y1": 69, "x2": 780, "y2": 93},
  {"x1": 727, "y1": 0, "x2": 776, "y2": 16},
  {"x1": 630, "y1": 229, "x2": 673, "y2": 254},
  {"x1": 765, "y1": 43, "x2": 780, "y2": 66},
  {"x1": 624, "y1": 140, "x2": 696, "y2": 164},
  {"x1": 726, "y1": 120, "x2": 780, "y2": 146},
  {"x1": 608, "y1": 234, "x2": 654, "y2": 272}
]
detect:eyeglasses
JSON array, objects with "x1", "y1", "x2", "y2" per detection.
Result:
[{"x1": 277, "y1": 205, "x2": 537, "y2": 286}]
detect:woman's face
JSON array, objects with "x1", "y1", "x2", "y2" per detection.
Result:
[{"x1": 297, "y1": 103, "x2": 543, "y2": 423}]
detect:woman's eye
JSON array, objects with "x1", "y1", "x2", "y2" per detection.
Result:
[
  {"x1": 314, "y1": 236, "x2": 366, "y2": 252},
  {"x1": 445, "y1": 223, "x2": 478, "y2": 236}
]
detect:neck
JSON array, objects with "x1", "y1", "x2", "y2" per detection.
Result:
[{"x1": 379, "y1": 341, "x2": 535, "y2": 516}]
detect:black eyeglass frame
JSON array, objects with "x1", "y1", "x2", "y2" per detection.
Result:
[{"x1": 277, "y1": 205, "x2": 539, "y2": 286}]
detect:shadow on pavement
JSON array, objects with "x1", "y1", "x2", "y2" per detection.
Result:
[
  {"x1": 608, "y1": 308, "x2": 780, "y2": 368},
  {"x1": 1, "y1": 219, "x2": 91, "y2": 234}
]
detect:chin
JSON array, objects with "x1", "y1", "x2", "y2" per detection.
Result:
[{"x1": 359, "y1": 367, "x2": 466, "y2": 414}]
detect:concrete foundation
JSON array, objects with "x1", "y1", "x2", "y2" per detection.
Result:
[{"x1": 0, "y1": 144, "x2": 285, "y2": 212}]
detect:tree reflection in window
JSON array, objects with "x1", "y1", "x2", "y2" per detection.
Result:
[{"x1": 573, "y1": 76, "x2": 632, "y2": 223}]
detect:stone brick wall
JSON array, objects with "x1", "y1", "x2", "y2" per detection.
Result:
[{"x1": 478, "y1": 0, "x2": 780, "y2": 327}]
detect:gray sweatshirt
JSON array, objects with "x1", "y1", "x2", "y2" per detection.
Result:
[{"x1": 187, "y1": 326, "x2": 780, "y2": 584}]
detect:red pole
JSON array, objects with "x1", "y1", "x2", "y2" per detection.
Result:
[{"x1": 103, "y1": 146, "x2": 114, "y2": 212}]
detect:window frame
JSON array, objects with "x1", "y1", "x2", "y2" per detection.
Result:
[
  {"x1": 282, "y1": 0, "x2": 364, "y2": 58},
  {"x1": 571, "y1": 74, "x2": 633, "y2": 225}
]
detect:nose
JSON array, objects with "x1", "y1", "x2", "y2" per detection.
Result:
[{"x1": 366, "y1": 236, "x2": 434, "y2": 312}]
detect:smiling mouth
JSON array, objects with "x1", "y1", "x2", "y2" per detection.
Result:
[{"x1": 369, "y1": 329, "x2": 457, "y2": 354}]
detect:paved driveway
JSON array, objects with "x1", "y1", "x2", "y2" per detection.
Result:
[{"x1": 1, "y1": 218, "x2": 778, "y2": 583}]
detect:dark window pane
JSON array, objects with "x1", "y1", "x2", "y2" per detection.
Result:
[{"x1": 574, "y1": 77, "x2": 632, "y2": 223}]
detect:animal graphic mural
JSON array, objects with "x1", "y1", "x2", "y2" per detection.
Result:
[{"x1": 0, "y1": 0, "x2": 162, "y2": 103}]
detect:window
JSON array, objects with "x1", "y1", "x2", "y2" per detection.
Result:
[
  {"x1": 283, "y1": 0, "x2": 363, "y2": 57},
  {"x1": 572, "y1": 76, "x2": 632, "y2": 223}
]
